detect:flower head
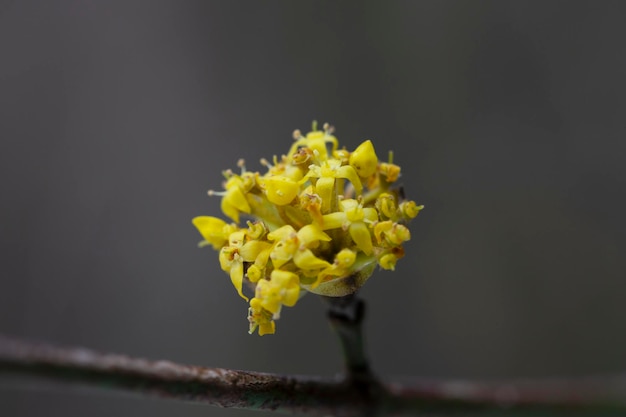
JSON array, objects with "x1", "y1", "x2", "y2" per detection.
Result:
[{"x1": 193, "y1": 122, "x2": 423, "y2": 335}]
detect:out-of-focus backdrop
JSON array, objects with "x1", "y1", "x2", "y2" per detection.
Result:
[{"x1": 1, "y1": 1, "x2": 626, "y2": 416}]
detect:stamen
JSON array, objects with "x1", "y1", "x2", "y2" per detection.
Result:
[
  {"x1": 292, "y1": 129, "x2": 302, "y2": 140},
  {"x1": 208, "y1": 189, "x2": 227, "y2": 197},
  {"x1": 260, "y1": 157, "x2": 273, "y2": 168},
  {"x1": 237, "y1": 159, "x2": 246, "y2": 173}
]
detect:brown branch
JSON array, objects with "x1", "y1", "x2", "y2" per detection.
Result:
[{"x1": 1, "y1": 333, "x2": 626, "y2": 416}]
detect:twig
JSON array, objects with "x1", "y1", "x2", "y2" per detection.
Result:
[
  {"x1": 325, "y1": 294, "x2": 372, "y2": 379},
  {"x1": 1, "y1": 333, "x2": 626, "y2": 416}
]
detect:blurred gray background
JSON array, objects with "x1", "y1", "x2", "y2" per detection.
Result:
[{"x1": 1, "y1": 1, "x2": 626, "y2": 416}]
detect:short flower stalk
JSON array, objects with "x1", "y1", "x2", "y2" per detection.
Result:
[{"x1": 193, "y1": 122, "x2": 423, "y2": 335}]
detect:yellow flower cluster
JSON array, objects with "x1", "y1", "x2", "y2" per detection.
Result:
[{"x1": 193, "y1": 122, "x2": 423, "y2": 335}]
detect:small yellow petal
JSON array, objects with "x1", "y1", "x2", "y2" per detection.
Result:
[
  {"x1": 219, "y1": 247, "x2": 235, "y2": 271},
  {"x1": 349, "y1": 222, "x2": 373, "y2": 255},
  {"x1": 240, "y1": 241, "x2": 272, "y2": 262},
  {"x1": 221, "y1": 186, "x2": 251, "y2": 223},
  {"x1": 258, "y1": 282, "x2": 279, "y2": 313},
  {"x1": 267, "y1": 225, "x2": 297, "y2": 241},
  {"x1": 229, "y1": 257, "x2": 248, "y2": 301},
  {"x1": 335, "y1": 165, "x2": 363, "y2": 196},
  {"x1": 297, "y1": 224, "x2": 331, "y2": 246},
  {"x1": 270, "y1": 270, "x2": 300, "y2": 307},
  {"x1": 315, "y1": 176, "x2": 335, "y2": 213},
  {"x1": 293, "y1": 249, "x2": 331, "y2": 271},
  {"x1": 191, "y1": 216, "x2": 228, "y2": 249},
  {"x1": 363, "y1": 208, "x2": 379, "y2": 222},
  {"x1": 258, "y1": 321, "x2": 276, "y2": 336},
  {"x1": 321, "y1": 212, "x2": 347, "y2": 230},
  {"x1": 349, "y1": 140, "x2": 378, "y2": 178},
  {"x1": 263, "y1": 176, "x2": 299, "y2": 206}
]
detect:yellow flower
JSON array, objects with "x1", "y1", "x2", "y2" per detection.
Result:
[
  {"x1": 313, "y1": 248, "x2": 357, "y2": 288},
  {"x1": 399, "y1": 200, "x2": 424, "y2": 220},
  {"x1": 218, "y1": 228, "x2": 273, "y2": 302},
  {"x1": 267, "y1": 224, "x2": 331, "y2": 271},
  {"x1": 211, "y1": 175, "x2": 252, "y2": 223},
  {"x1": 374, "y1": 221, "x2": 411, "y2": 246},
  {"x1": 248, "y1": 298, "x2": 275, "y2": 336},
  {"x1": 378, "y1": 247, "x2": 405, "y2": 271},
  {"x1": 300, "y1": 159, "x2": 363, "y2": 214},
  {"x1": 254, "y1": 269, "x2": 301, "y2": 318},
  {"x1": 287, "y1": 124, "x2": 338, "y2": 162},
  {"x1": 194, "y1": 122, "x2": 423, "y2": 335}
]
